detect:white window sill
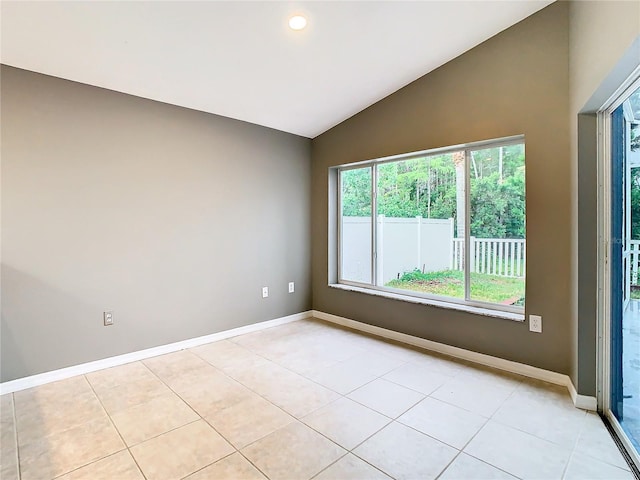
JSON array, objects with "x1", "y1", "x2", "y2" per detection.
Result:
[{"x1": 328, "y1": 283, "x2": 525, "y2": 322}]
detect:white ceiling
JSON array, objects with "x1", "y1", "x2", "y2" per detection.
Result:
[{"x1": 1, "y1": 1, "x2": 553, "y2": 138}]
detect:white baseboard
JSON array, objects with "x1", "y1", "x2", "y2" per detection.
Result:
[
  {"x1": 2, "y1": 308, "x2": 598, "y2": 412},
  {"x1": 567, "y1": 381, "x2": 598, "y2": 411},
  {"x1": 0, "y1": 311, "x2": 311, "y2": 395},
  {"x1": 312, "y1": 310, "x2": 598, "y2": 411}
]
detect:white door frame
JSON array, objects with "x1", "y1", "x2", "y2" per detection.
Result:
[{"x1": 597, "y1": 66, "x2": 640, "y2": 470}]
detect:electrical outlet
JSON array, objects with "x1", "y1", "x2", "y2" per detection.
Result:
[
  {"x1": 288, "y1": 282, "x2": 295, "y2": 293},
  {"x1": 103, "y1": 311, "x2": 113, "y2": 326},
  {"x1": 262, "y1": 287, "x2": 269, "y2": 298},
  {"x1": 529, "y1": 314, "x2": 542, "y2": 333}
]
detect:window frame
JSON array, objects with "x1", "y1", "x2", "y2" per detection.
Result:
[{"x1": 336, "y1": 134, "x2": 526, "y2": 315}]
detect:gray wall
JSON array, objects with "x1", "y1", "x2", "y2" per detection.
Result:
[
  {"x1": 312, "y1": 3, "x2": 572, "y2": 374},
  {"x1": 0, "y1": 66, "x2": 312, "y2": 382},
  {"x1": 569, "y1": 1, "x2": 640, "y2": 395}
]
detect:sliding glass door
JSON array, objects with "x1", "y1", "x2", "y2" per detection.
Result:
[{"x1": 605, "y1": 81, "x2": 640, "y2": 467}]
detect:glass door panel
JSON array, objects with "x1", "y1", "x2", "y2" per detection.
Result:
[{"x1": 611, "y1": 86, "x2": 640, "y2": 454}]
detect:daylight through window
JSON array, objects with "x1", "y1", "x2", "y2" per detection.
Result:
[{"x1": 338, "y1": 136, "x2": 526, "y2": 313}]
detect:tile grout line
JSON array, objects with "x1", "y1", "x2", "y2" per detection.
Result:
[
  {"x1": 558, "y1": 411, "x2": 630, "y2": 478},
  {"x1": 10, "y1": 393, "x2": 22, "y2": 480},
  {"x1": 138, "y1": 356, "x2": 273, "y2": 480},
  {"x1": 188, "y1": 334, "x2": 409, "y2": 478},
  {"x1": 191, "y1": 335, "x2": 361, "y2": 479},
  {"x1": 176, "y1": 450, "x2": 238, "y2": 480},
  {"x1": 188, "y1": 343, "x2": 342, "y2": 422},
  {"x1": 14, "y1": 320, "x2": 608, "y2": 480},
  {"x1": 307, "y1": 452, "x2": 351, "y2": 480},
  {"x1": 445, "y1": 380, "x2": 541, "y2": 480},
  {"x1": 204, "y1": 325, "x2": 473, "y2": 479},
  {"x1": 50, "y1": 450, "x2": 132, "y2": 480},
  {"x1": 433, "y1": 375, "x2": 524, "y2": 480},
  {"x1": 83, "y1": 374, "x2": 149, "y2": 480}
]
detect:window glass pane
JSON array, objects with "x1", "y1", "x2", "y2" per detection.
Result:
[
  {"x1": 469, "y1": 144, "x2": 525, "y2": 306},
  {"x1": 340, "y1": 167, "x2": 372, "y2": 283},
  {"x1": 377, "y1": 153, "x2": 465, "y2": 300}
]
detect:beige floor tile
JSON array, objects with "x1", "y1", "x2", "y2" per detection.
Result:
[
  {"x1": 491, "y1": 382, "x2": 586, "y2": 447},
  {"x1": 185, "y1": 452, "x2": 266, "y2": 480},
  {"x1": 162, "y1": 362, "x2": 228, "y2": 393},
  {"x1": 19, "y1": 415, "x2": 125, "y2": 480},
  {"x1": 86, "y1": 362, "x2": 156, "y2": 391},
  {"x1": 573, "y1": 412, "x2": 630, "y2": 470},
  {"x1": 347, "y1": 378, "x2": 424, "y2": 418},
  {"x1": 6, "y1": 321, "x2": 633, "y2": 480},
  {"x1": 398, "y1": 397, "x2": 487, "y2": 449},
  {"x1": 257, "y1": 374, "x2": 340, "y2": 418},
  {"x1": 267, "y1": 349, "x2": 341, "y2": 376},
  {"x1": 464, "y1": 421, "x2": 571, "y2": 479},
  {"x1": 563, "y1": 452, "x2": 634, "y2": 480},
  {"x1": 314, "y1": 454, "x2": 392, "y2": 480},
  {"x1": 110, "y1": 392, "x2": 199, "y2": 446},
  {"x1": 14, "y1": 377, "x2": 92, "y2": 407},
  {"x1": 131, "y1": 420, "x2": 234, "y2": 480},
  {"x1": 383, "y1": 363, "x2": 452, "y2": 395},
  {"x1": 224, "y1": 357, "x2": 298, "y2": 391},
  {"x1": 174, "y1": 372, "x2": 256, "y2": 418},
  {"x1": 14, "y1": 377, "x2": 99, "y2": 441},
  {"x1": 1, "y1": 399, "x2": 19, "y2": 480},
  {"x1": 143, "y1": 350, "x2": 212, "y2": 385},
  {"x1": 307, "y1": 361, "x2": 380, "y2": 395},
  {"x1": 15, "y1": 389, "x2": 107, "y2": 445},
  {"x1": 0, "y1": 464, "x2": 19, "y2": 480},
  {"x1": 190, "y1": 340, "x2": 263, "y2": 372},
  {"x1": 302, "y1": 398, "x2": 390, "y2": 450},
  {"x1": 230, "y1": 326, "x2": 297, "y2": 351},
  {"x1": 1, "y1": 394, "x2": 13, "y2": 425},
  {"x1": 406, "y1": 352, "x2": 466, "y2": 377},
  {"x1": 458, "y1": 365, "x2": 525, "y2": 389},
  {"x1": 95, "y1": 376, "x2": 171, "y2": 415},
  {"x1": 438, "y1": 453, "x2": 517, "y2": 480},
  {"x1": 431, "y1": 375, "x2": 516, "y2": 417},
  {"x1": 353, "y1": 421, "x2": 458, "y2": 480},
  {"x1": 312, "y1": 336, "x2": 369, "y2": 363},
  {"x1": 206, "y1": 393, "x2": 295, "y2": 449},
  {"x1": 57, "y1": 450, "x2": 144, "y2": 480},
  {"x1": 242, "y1": 421, "x2": 345, "y2": 480},
  {"x1": 340, "y1": 350, "x2": 407, "y2": 376},
  {"x1": 307, "y1": 351, "x2": 405, "y2": 395},
  {"x1": 366, "y1": 339, "x2": 427, "y2": 363}
]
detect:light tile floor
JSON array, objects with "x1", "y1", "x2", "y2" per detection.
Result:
[{"x1": 0, "y1": 318, "x2": 635, "y2": 480}]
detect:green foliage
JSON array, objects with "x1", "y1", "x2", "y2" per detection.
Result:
[
  {"x1": 470, "y1": 169, "x2": 525, "y2": 238},
  {"x1": 631, "y1": 168, "x2": 640, "y2": 240},
  {"x1": 341, "y1": 168, "x2": 371, "y2": 216},
  {"x1": 631, "y1": 123, "x2": 639, "y2": 152},
  {"x1": 341, "y1": 144, "x2": 526, "y2": 239},
  {"x1": 387, "y1": 268, "x2": 525, "y2": 304}
]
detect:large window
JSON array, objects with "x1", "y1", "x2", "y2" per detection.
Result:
[{"x1": 338, "y1": 136, "x2": 525, "y2": 313}]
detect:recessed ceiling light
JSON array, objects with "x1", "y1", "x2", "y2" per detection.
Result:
[{"x1": 289, "y1": 15, "x2": 307, "y2": 31}]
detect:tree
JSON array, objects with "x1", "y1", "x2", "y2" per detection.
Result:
[{"x1": 341, "y1": 144, "x2": 526, "y2": 239}]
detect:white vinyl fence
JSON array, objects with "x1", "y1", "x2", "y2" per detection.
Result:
[
  {"x1": 341, "y1": 216, "x2": 454, "y2": 284},
  {"x1": 630, "y1": 240, "x2": 640, "y2": 286},
  {"x1": 452, "y1": 238, "x2": 526, "y2": 278},
  {"x1": 341, "y1": 215, "x2": 527, "y2": 283}
]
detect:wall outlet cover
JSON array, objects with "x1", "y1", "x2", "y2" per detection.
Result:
[{"x1": 529, "y1": 314, "x2": 542, "y2": 333}]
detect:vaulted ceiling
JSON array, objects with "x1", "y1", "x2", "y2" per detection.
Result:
[{"x1": 1, "y1": 1, "x2": 553, "y2": 138}]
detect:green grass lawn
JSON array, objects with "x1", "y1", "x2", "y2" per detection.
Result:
[{"x1": 386, "y1": 269, "x2": 525, "y2": 305}]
